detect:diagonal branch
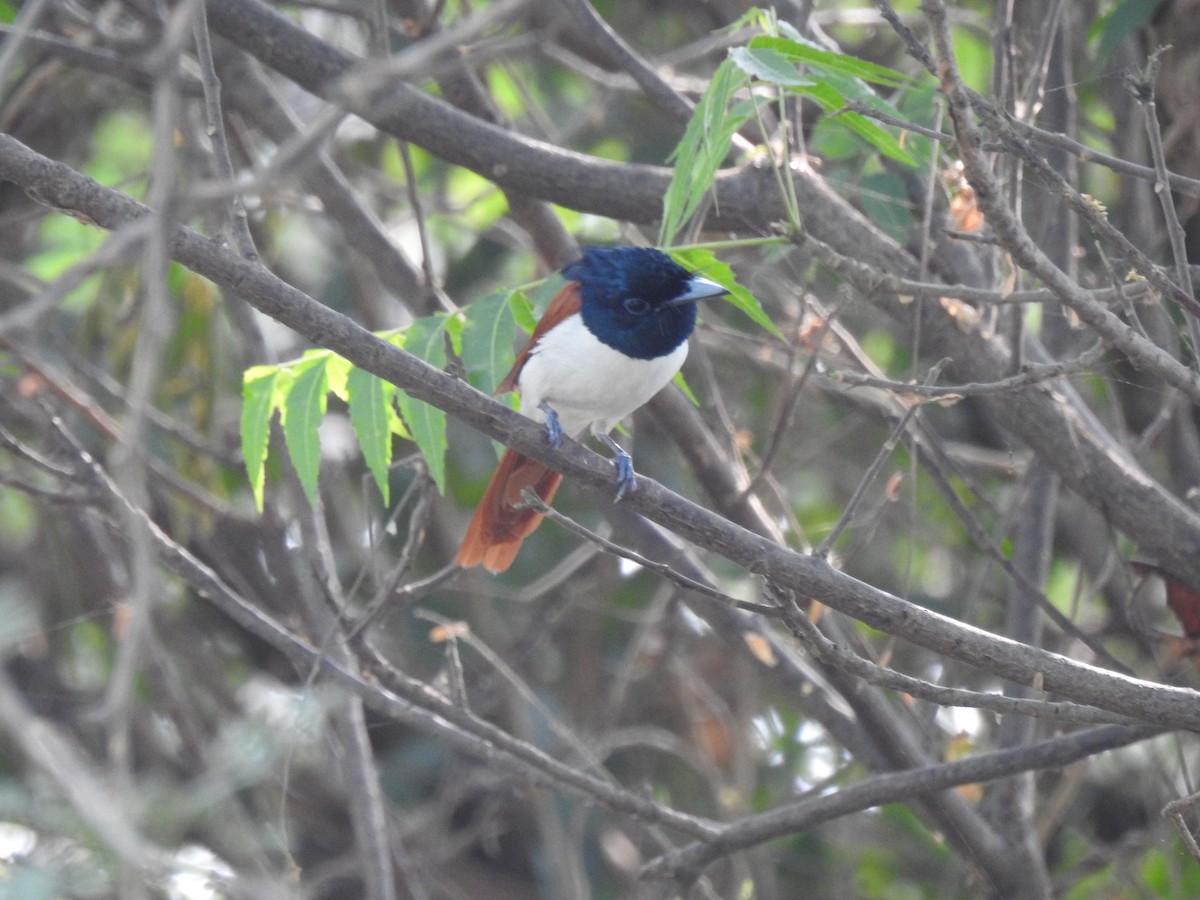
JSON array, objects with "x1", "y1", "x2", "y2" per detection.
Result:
[
  {"x1": 642, "y1": 721, "x2": 1160, "y2": 882},
  {"x1": 3, "y1": 131, "x2": 1199, "y2": 730}
]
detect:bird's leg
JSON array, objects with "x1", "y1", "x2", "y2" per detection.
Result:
[
  {"x1": 538, "y1": 401, "x2": 565, "y2": 449},
  {"x1": 597, "y1": 433, "x2": 636, "y2": 501}
]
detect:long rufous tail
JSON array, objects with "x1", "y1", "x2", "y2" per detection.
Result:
[{"x1": 456, "y1": 448, "x2": 563, "y2": 573}]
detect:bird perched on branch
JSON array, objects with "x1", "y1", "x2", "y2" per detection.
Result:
[{"x1": 456, "y1": 247, "x2": 727, "y2": 573}]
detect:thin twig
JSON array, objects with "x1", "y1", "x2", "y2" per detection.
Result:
[
  {"x1": 1163, "y1": 793, "x2": 1200, "y2": 864},
  {"x1": 913, "y1": 2, "x2": 1200, "y2": 404},
  {"x1": 742, "y1": 298, "x2": 846, "y2": 498},
  {"x1": 517, "y1": 489, "x2": 784, "y2": 618},
  {"x1": 0, "y1": 668, "x2": 176, "y2": 876},
  {"x1": 815, "y1": 360, "x2": 945, "y2": 558},
  {"x1": 343, "y1": 562, "x2": 460, "y2": 644},
  {"x1": 1134, "y1": 47, "x2": 1200, "y2": 359},
  {"x1": 782, "y1": 601, "x2": 1135, "y2": 725},
  {"x1": 827, "y1": 341, "x2": 1105, "y2": 397},
  {"x1": 192, "y1": 2, "x2": 259, "y2": 261},
  {"x1": 553, "y1": 0, "x2": 695, "y2": 126},
  {"x1": 63, "y1": 414, "x2": 724, "y2": 843},
  {"x1": 0, "y1": 0, "x2": 53, "y2": 106},
  {"x1": 5, "y1": 130, "x2": 1200, "y2": 728},
  {"x1": 643, "y1": 721, "x2": 1159, "y2": 881}
]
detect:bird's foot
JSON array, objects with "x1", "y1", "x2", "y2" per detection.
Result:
[
  {"x1": 538, "y1": 402, "x2": 565, "y2": 449},
  {"x1": 598, "y1": 434, "x2": 636, "y2": 501}
]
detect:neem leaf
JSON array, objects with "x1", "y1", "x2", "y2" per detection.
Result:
[
  {"x1": 283, "y1": 356, "x2": 329, "y2": 506},
  {"x1": 394, "y1": 315, "x2": 450, "y2": 494},
  {"x1": 347, "y1": 366, "x2": 397, "y2": 505},
  {"x1": 324, "y1": 351, "x2": 352, "y2": 402},
  {"x1": 242, "y1": 365, "x2": 282, "y2": 511}
]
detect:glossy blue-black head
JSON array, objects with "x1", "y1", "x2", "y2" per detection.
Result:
[{"x1": 565, "y1": 247, "x2": 727, "y2": 360}]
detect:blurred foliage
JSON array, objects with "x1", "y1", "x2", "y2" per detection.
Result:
[{"x1": 0, "y1": 0, "x2": 1197, "y2": 898}]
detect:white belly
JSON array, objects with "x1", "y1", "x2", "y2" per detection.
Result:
[{"x1": 517, "y1": 314, "x2": 689, "y2": 437}]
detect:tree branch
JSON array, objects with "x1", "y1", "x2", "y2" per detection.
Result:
[
  {"x1": 1, "y1": 132, "x2": 1197, "y2": 738},
  {"x1": 643, "y1": 722, "x2": 1160, "y2": 882}
]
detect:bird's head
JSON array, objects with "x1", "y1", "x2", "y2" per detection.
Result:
[{"x1": 565, "y1": 247, "x2": 727, "y2": 360}]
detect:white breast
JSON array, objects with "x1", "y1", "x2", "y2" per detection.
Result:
[{"x1": 517, "y1": 314, "x2": 689, "y2": 438}]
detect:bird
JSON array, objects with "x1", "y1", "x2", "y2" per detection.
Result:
[{"x1": 456, "y1": 246, "x2": 728, "y2": 573}]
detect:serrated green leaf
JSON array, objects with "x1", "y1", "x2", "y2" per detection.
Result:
[
  {"x1": 670, "y1": 248, "x2": 782, "y2": 338},
  {"x1": 242, "y1": 367, "x2": 282, "y2": 511},
  {"x1": 347, "y1": 366, "x2": 396, "y2": 505},
  {"x1": 461, "y1": 290, "x2": 518, "y2": 393},
  {"x1": 325, "y1": 353, "x2": 352, "y2": 402},
  {"x1": 283, "y1": 357, "x2": 329, "y2": 505},
  {"x1": 395, "y1": 316, "x2": 450, "y2": 494},
  {"x1": 390, "y1": 408, "x2": 410, "y2": 438},
  {"x1": 660, "y1": 58, "x2": 751, "y2": 245}
]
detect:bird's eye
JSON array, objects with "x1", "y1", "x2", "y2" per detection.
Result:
[{"x1": 623, "y1": 297, "x2": 651, "y2": 315}]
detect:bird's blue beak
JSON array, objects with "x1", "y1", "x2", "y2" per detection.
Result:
[{"x1": 667, "y1": 275, "x2": 729, "y2": 306}]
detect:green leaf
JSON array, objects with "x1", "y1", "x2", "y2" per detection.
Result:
[
  {"x1": 529, "y1": 274, "x2": 567, "y2": 319},
  {"x1": 858, "y1": 172, "x2": 912, "y2": 243},
  {"x1": 241, "y1": 366, "x2": 282, "y2": 511},
  {"x1": 347, "y1": 366, "x2": 396, "y2": 505},
  {"x1": 460, "y1": 290, "x2": 518, "y2": 394},
  {"x1": 324, "y1": 351, "x2": 352, "y2": 402},
  {"x1": 729, "y1": 46, "x2": 814, "y2": 87},
  {"x1": 660, "y1": 58, "x2": 752, "y2": 245},
  {"x1": 672, "y1": 370, "x2": 700, "y2": 406},
  {"x1": 444, "y1": 310, "x2": 466, "y2": 362},
  {"x1": 670, "y1": 248, "x2": 782, "y2": 338},
  {"x1": 831, "y1": 108, "x2": 917, "y2": 167},
  {"x1": 797, "y1": 80, "x2": 916, "y2": 167},
  {"x1": 1090, "y1": 0, "x2": 1165, "y2": 64},
  {"x1": 84, "y1": 110, "x2": 153, "y2": 195},
  {"x1": 283, "y1": 356, "x2": 330, "y2": 505},
  {"x1": 733, "y1": 35, "x2": 918, "y2": 167},
  {"x1": 509, "y1": 289, "x2": 537, "y2": 334},
  {"x1": 395, "y1": 316, "x2": 450, "y2": 494},
  {"x1": 26, "y1": 218, "x2": 107, "y2": 310},
  {"x1": 748, "y1": 35, "x2": 912, "y2": 88},
  {"x1": 723, "y1": 6, "x2": 771, "y2": 34}
]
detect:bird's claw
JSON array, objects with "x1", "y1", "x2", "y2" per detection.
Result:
[
  {"x1": 612, "y1": 451, "x2": 636, "y2": 502},
  {"x1": 538, "y1": 402, "x2": 565, "y2": 449},
  {"x1": 599, "y1": 433, "x2": 636, "y2": 502}
]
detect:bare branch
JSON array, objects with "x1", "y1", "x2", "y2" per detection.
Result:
[{"x1": 1, "y1": 130, "x2": 1197, "y2": 730}]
